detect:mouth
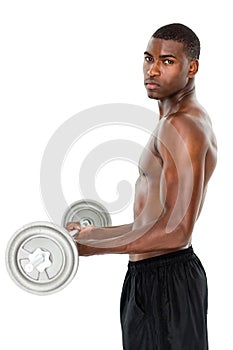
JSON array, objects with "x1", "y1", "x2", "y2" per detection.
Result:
[{"x1": 145, "y1": 81, "x2": 160, "y2": 90}]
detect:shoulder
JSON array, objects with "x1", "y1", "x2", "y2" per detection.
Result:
[{"x1": 158, "y1": 110, "x2": 214, "y2": 155}]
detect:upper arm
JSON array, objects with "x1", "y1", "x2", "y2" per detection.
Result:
[{"x1": 157, "y1": 116, "x2": 208, "y2": 235}]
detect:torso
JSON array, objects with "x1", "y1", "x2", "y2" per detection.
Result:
[{"x1": 130, "y1": 102, "x2": 217, "y2": 261}]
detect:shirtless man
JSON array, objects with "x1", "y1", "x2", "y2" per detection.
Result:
[{"x1": 67, "y1": 23, "x2": 217, "y2": 350}]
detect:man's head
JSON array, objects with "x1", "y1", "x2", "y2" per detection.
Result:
[
  {"x1": 152, "y1": 23, "x2": 200, "y2": 60},
  {"x1": 143, "y1": 23, "x2": 200, "y2": 100}
]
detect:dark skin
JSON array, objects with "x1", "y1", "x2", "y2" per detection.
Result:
[{"x1": 67, "y1": 38, "x2": 217, "y2": 261}]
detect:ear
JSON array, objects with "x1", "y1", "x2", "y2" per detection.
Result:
[{"x1": 188, "y1": 59, "x2": 199, "y2": 78}]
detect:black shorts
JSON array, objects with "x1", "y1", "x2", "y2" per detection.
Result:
[{"x1": 120, "y1": 247, "x2": 208, "y2": 350}]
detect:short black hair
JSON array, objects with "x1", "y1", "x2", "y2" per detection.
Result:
[{"x1": 152, "y1": 23, "x2": 200, "y2": 60}]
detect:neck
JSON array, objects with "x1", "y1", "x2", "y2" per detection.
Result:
[{"x1": 158, "y1": 79, "x2": 196, "y2": 118}]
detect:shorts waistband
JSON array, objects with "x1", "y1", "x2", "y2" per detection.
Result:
[{"x1": 128, "y1": 246, "x2": 194, "y2": 271}]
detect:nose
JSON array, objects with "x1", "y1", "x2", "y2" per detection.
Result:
[{"x1": 147, "y1": 61, "x2": 160, "y2": 77}]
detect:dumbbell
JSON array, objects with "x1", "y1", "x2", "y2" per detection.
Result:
[{"x1": 6, "y1": 199, "x2": 111, "y2": 296}]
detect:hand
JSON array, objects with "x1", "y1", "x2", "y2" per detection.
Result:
[
  {"x1": 66, "y1": 221, "x2": 82, "y2": 233},
  {"x1": 66, "y1": 222, "x2": 95, "y2": 256},
  {"x1": 66, "y1": 221, "x2": 94, "y2": 242}
]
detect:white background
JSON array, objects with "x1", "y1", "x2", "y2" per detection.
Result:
[{"x1": 0, "y1": 1, "x2": 232, "y2": 349}]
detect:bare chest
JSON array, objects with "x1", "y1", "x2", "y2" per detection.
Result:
[{"x1": 138, "y1": 131, "x2": 162, "y2": 177}]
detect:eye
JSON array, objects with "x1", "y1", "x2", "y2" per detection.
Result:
[
  {"x1": 144, "y1": 56, "x2": 154, "y2": 62},
  {"x1": 163, "y1": 59, "x2": 174, "y2": 65}
]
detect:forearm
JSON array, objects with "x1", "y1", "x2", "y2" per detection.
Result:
[
  {"x1": 76, "y1": 223, "x2": 133, "y2": 256},
  {"x1": 99, "y1": 223, "x2": 134, "y2": 233},
  {"x1": 76, "y1": 219, "x2": 189, "y2": 256}
]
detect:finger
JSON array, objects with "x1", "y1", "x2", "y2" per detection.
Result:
[{"x1": 66, "y1": 222, "x2": 81, "y2": 232}]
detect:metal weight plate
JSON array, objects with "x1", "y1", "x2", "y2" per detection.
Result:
[
  {"x1": 62, "y1": 199, "x2": 112, "y2": 229},
  {"x1": 6, "y1": 222, "x2": 79, "y2": 295}
]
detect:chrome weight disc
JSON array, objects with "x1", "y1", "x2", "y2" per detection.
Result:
[
  {"x1": 62, "y1": 199, "x2": 112, "y2": 228},
  {"x1": 6, "y1": 222, "x2": 79, "y2": 295}
]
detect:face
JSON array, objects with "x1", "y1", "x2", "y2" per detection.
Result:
[{"x1": 143, "y1": 38, "x2": 196, "y2": 100}]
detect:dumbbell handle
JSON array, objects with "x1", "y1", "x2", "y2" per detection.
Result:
[
  {"x1": 24, "y1": 252, "x2": 45, "y2": 273},
  {"x1": 69, "y1": 229, "x2": 80, "y2": 243},
  {"x1": 69, "y1": 229, "x2": 80, "y2": 236}
]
